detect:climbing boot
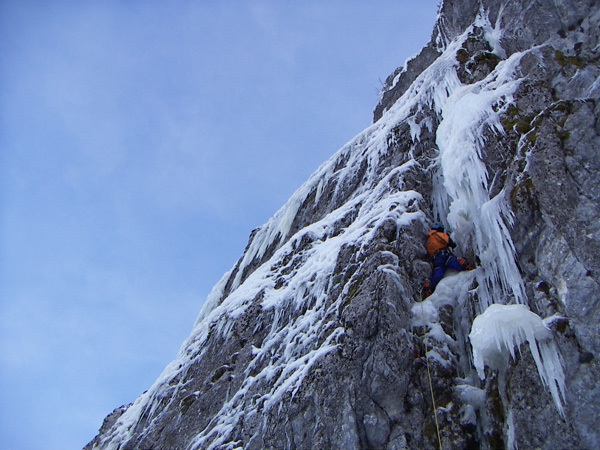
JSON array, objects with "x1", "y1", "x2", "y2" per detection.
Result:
[
  {"x1": 422, "y1": 278, "x2": 432, "y2": 298},
  {"x1": 458, "y1": 256, "x2": 475, "y2": 271}
]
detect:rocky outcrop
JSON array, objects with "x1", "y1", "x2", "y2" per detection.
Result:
[{"x1": 86, "y1": 1, "x2": 600, "y2": 449}]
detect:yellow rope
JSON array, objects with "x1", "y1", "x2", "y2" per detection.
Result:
[{"x1": 421, "y1": 296, "x2": 443, "y2": 450}]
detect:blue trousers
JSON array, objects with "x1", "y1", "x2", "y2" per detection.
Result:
[{"x1": 430, "y1": 251, "x2": 469, "y2": 290}]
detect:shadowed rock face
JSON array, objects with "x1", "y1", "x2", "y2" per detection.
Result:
[{"x1": 87, "y1": 1, "x2": 600, "y2": 449}]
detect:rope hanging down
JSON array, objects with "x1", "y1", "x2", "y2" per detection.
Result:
[{"x1": 420, "y1": 297, "x2": 443, "y2": 450}]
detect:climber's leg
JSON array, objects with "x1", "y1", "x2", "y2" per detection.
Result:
[
  {"x1": 430, "y1": 265, "x2": 446, "y2": 290},
  {"x1": 447, "y1": 255, "x2": 474, "y2": 271}
]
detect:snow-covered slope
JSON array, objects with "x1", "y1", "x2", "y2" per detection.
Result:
[{"x1": 87, "y1": 1, "x2": 600, "y2": 449}]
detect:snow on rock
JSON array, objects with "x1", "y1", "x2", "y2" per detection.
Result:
[
  {"x1": 469, "y1": 303, "x2": 566, "y2": 416},
  {"x1": 93, "y1": 159, "x2": 427, "y2": 449}
]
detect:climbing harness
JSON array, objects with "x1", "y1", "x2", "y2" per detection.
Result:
[{"x1": 419, "y1": 293, "x2": 443, "y2": 450}]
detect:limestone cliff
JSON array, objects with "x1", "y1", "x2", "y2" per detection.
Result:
[{"x1": 86, "y1": 0, "x2": 600, "y2": 448}]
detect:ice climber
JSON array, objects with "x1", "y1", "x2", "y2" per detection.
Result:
[{"x1": 422, "y1": 222, "x2": 474, "y2": 297}]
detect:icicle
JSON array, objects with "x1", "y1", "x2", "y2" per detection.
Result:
[{"x1": 469, "y1": 304, "x2": 566, "y2": 416}]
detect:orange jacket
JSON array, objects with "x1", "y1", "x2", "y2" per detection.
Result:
[{"x1": 426, "y1": 230, "x2": 455, "y2": 257}]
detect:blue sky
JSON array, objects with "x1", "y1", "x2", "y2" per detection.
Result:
[{"x1": 0, "y1": 1, "x2": 438, "y2": 448}]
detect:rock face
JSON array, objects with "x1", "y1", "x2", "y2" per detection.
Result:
[{"x1": 86, "y1": 1, "x2": 600, "y2": 449}]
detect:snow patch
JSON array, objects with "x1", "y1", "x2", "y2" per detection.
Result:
[{"x1": 474, "y1": 8, "x2": 507, "y2": 58}]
